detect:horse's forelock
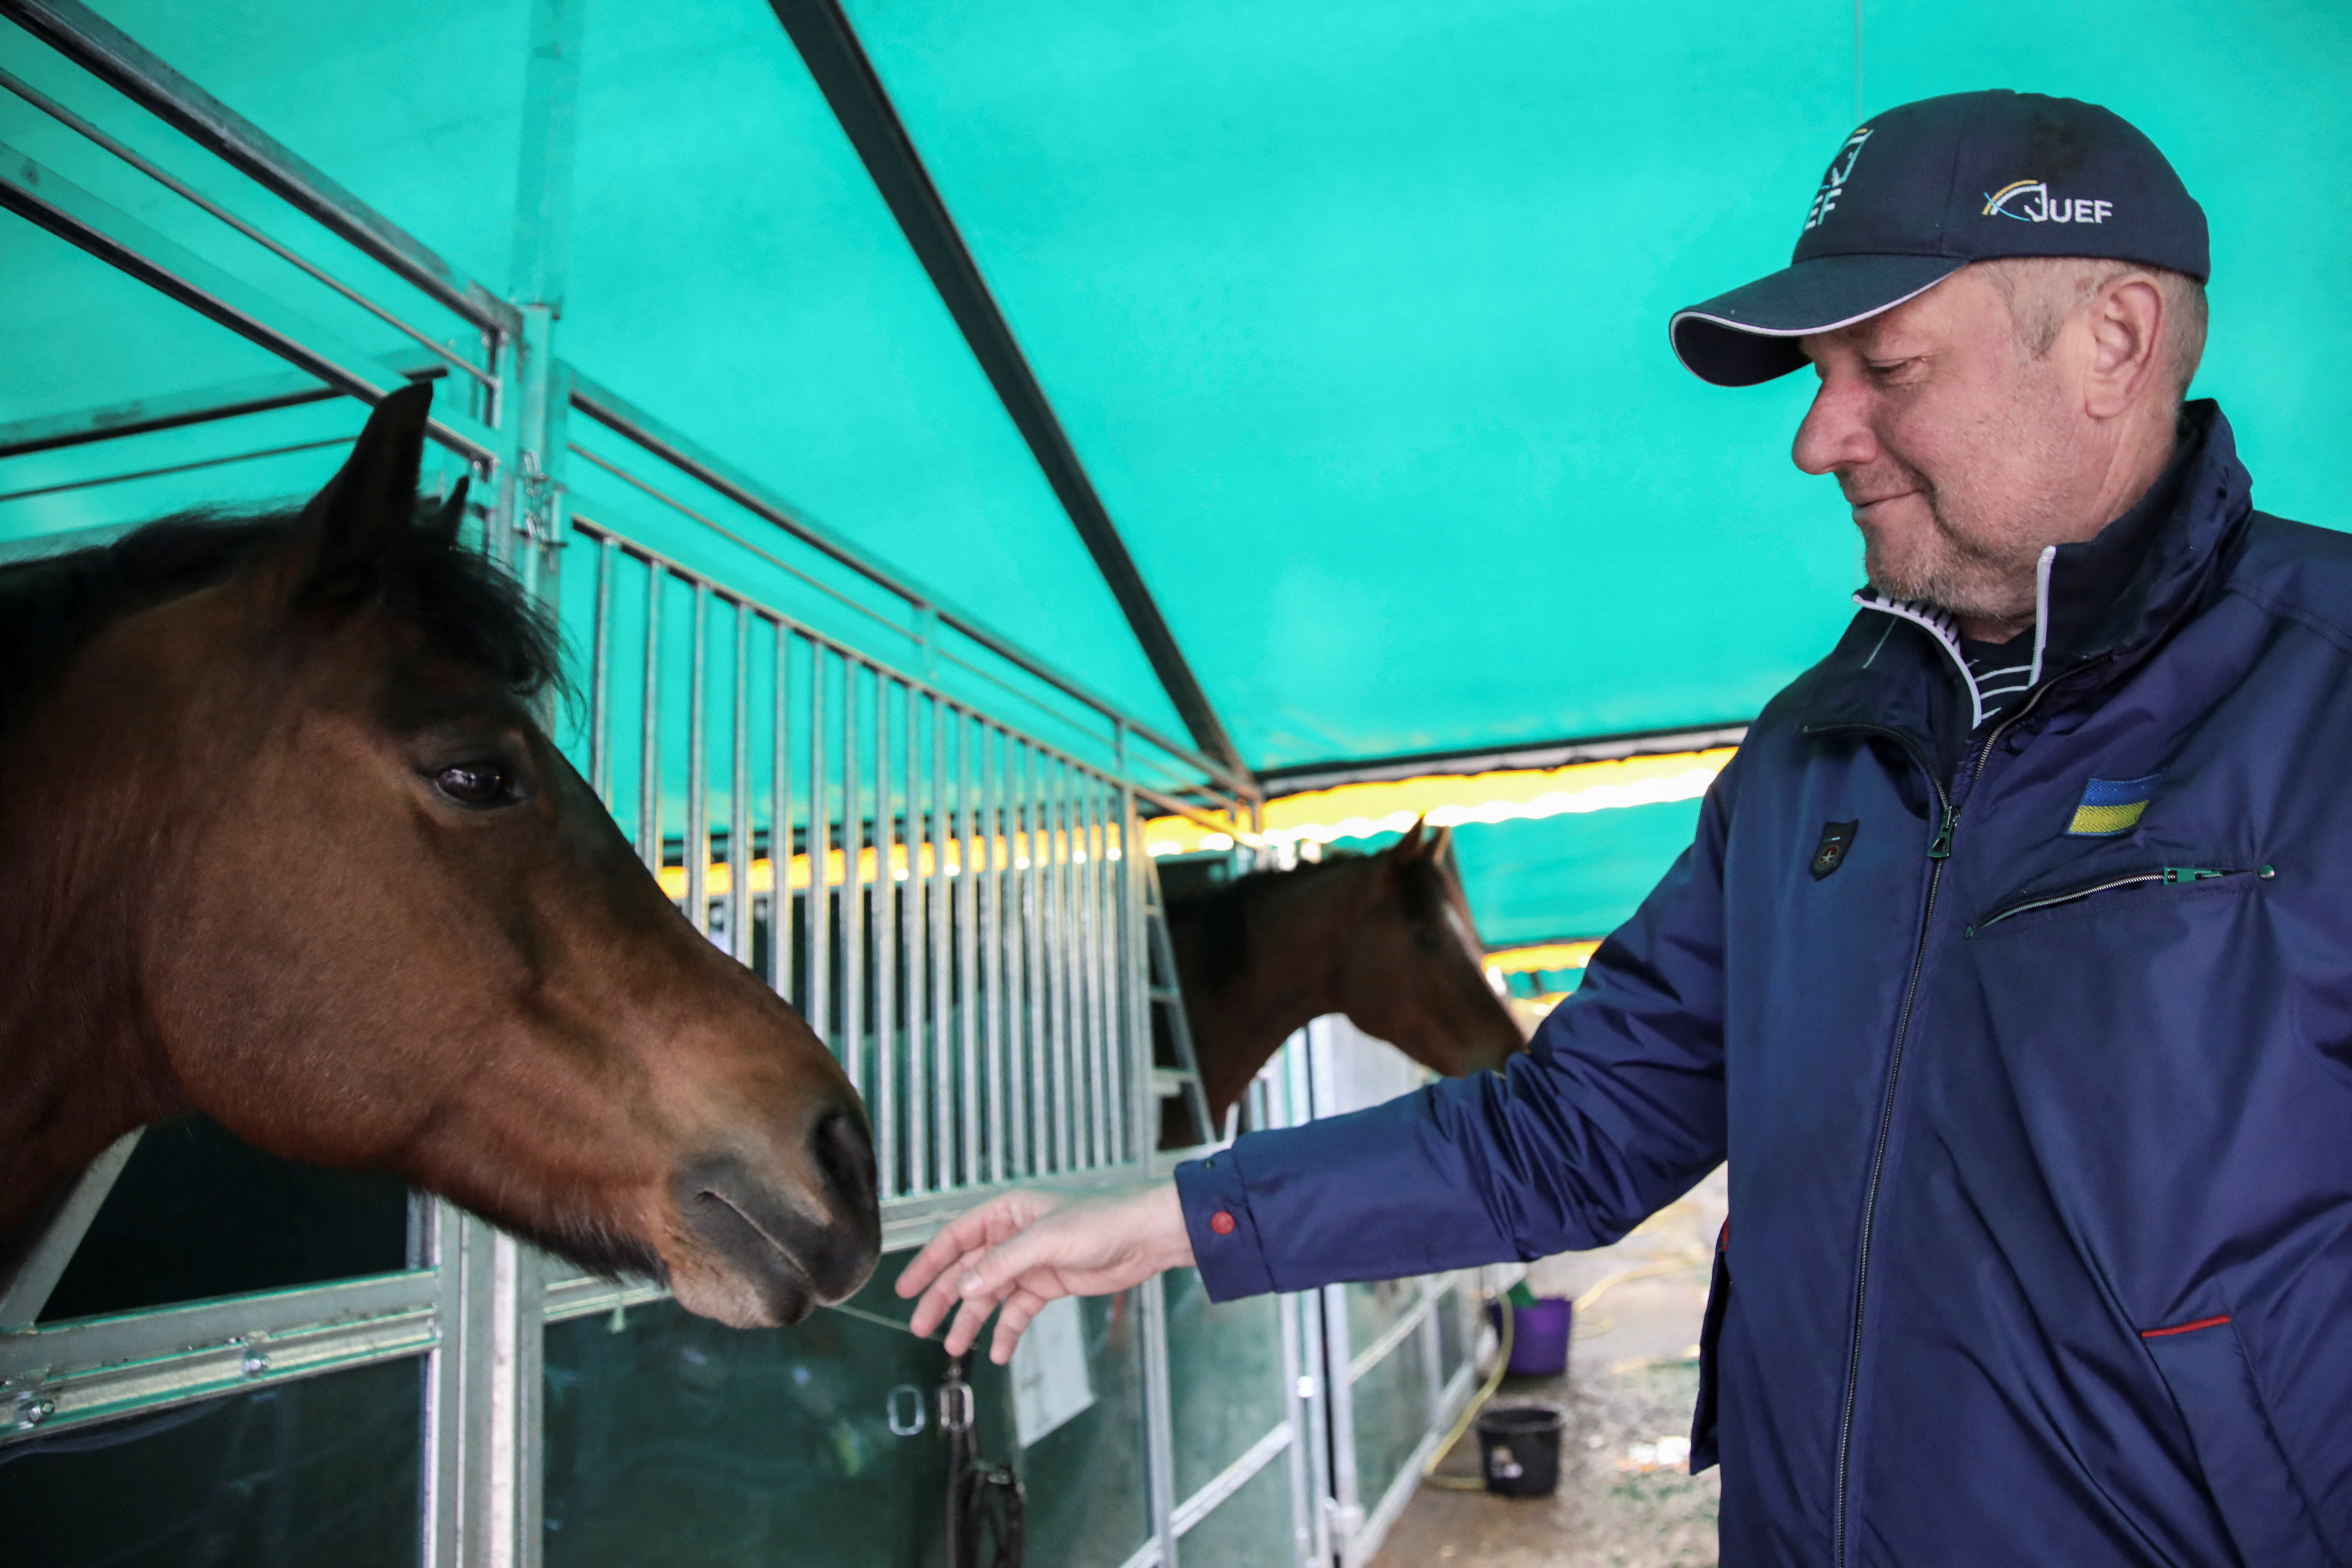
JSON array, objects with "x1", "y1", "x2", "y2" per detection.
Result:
[{"x1": 368, "y1": 521, "x2": 565, "y2": 699}]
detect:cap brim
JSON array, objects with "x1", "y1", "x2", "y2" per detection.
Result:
[{"x1": 1670, "y1": 253, "x2": 1967, "y2": 386}]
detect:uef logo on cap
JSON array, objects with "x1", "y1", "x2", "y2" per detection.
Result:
[{"x1": 1670, "y1": 89, "x2": 2209, "y2": 387}]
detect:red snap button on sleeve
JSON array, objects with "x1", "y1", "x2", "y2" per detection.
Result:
[{"x1": 1210, "y1": 1210, "x2": 1236, "y2": 1236}]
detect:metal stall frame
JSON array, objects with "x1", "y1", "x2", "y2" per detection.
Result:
[{"x1": 0, "y1": 4, "x2": 1476, "y2": 1565}]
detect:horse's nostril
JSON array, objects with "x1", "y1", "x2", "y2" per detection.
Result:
[{"x1": 810, "y1": 1109, "x2": 877, "y2": 1206}]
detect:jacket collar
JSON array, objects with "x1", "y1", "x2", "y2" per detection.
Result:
[{"x1": 1799, "y1": 400, "x2": 2253, "y2": 765}]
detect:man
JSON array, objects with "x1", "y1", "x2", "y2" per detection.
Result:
[{"x1": 901, "y1": 90, "x2": 2352, "y2": 1566}]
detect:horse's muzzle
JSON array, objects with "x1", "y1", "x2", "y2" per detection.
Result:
[{"x1": 672, "y1": 1104, "x2": 880, "y2": 1325}]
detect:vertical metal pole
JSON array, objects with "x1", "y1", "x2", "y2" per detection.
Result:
[
  {"x1": 505, "y1": 309, "x2": 568, "y2": 617},
  {"x1": 841, "y1": 660, "x2": 865, "y2": 1098},
  {"x1": 902, "y1": 682, "x2": 927, "y2": 1194},
  {"x1": 1121, "y1": 766, "x2": 1151, "y2": 1170},
  {"x1": 429, "y1": 1210, "x2": 541, "y2": 1568},
  {"x1": 1088, "y1": 777, "x2": 1114, "y2": 1168},
  {"x1": 588, "y1": 534, "x2": 613, "y2": 806},
  {"x1": 1049, "y1": 757, "x2": 1076, "y2": 1170},
  {"x1": 421, "y1": 1200, "x2": 462, "y2": 1568},
  {"x1": 1106, "y1": 777, "x2": 1126, "y2": 1163},
  {"x1": 485, "y1": 1232, "x2": 543, "y2": 1568},
  {"x1": 637, "y1": 569, "x2": 663, "y2": 878},
  {"x1": 1285, "y1": 1031, "x2": 1336, "y2": 1567},
  {"x1": 728, "y1": 602, "x2": 751, "y2": 964},
  {"x1": 1139, "y1": 1277, "x2": 1178, "y2": 1568},
  {"x1": 980, "y1": 723, "x2": 1007, "y2": 1184},
  {"x1": 1020, "y1": 742, "x2": 1047, "y2": 1173},
  {"x1": 807, "y1": 643, "x2": 830, "y2": 1044},
  {"x1": 873, "y1": 676, "x2": 898, "y2": 1197},
  {"x1": 1074, "y1": 772, "x2": 1102, "y2": 1169},
  {"x1": 1420, "y1": 1278, "x2": 1446, "y2": 1434},
  {"x1": 955, "y1": 708, "x2": 981, "y2": 1188},
  {"x1": 1071, "y1": 762, "x2": 1095, "y2": 1169},
  {"x1": 1271, "y1": 1034, "x2": 1315, "y2": 1566},
  {"x1": 510, "y1": 0, "x2": 585, "y2": 318},
  {"x1": 772, "y1": 628, "x2": 794, "y2": 1001},
  {"x1": 1323, "y1": 1278, "x2": 1362, "y2": 1563},
  {"x1": 927, "y1": 694, "x2": 952, "y2": 1186},
  {"x1": 1277, "y1": 1288, "x2": 1318, "y2": 1568},
  {"x1": 1306, "y1": 1021, "x2": 1363, "y2": 1560},
  {"x1": 686, "y1": 583, "x2": 709, "y2": 938}
]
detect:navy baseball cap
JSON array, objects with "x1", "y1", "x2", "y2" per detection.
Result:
[{"x1": 1671, "y1": 90, "x2": 2210, "y2": 386}]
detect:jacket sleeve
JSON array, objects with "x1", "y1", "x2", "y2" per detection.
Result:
[{"x1": 1176, "y1": 752, "x2": 1738, "y2": 1301}]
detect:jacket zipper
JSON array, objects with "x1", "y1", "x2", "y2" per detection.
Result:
[
  {"x1": 1969, "y1": 864, "x2": 2271, "y2": 933},
  {"x1": 1816, "y1": 666, "x2": 2093, "y2": 1568}
]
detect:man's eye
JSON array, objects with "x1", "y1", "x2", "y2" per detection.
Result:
[{"x1": 433, "y1": 762, "x2": 517, "y2": 808}]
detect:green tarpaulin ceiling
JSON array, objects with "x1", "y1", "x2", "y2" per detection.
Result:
[{"x1": 5, "y1": 0, "x2": 2348, "y2": 944}]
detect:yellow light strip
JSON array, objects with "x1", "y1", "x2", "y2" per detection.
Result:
[
  {"x1": 1484, "y1": 939, "x2": 1603, "y2": 975},
  {"x1": 1138, "y1": 747, "x2": 1735, "y2": 856},
  {"x1": 655, "y1": 747, "x2": 1737, "y2": 898},
  {"x1": 655, "y1": 830, "x2": 1121, "y2": 899}
]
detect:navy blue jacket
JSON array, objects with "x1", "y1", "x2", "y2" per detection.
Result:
[{"x1": 1177, "y1": 403, "x2": 2352, "y2": 1566}]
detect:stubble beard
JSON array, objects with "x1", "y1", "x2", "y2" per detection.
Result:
[{"x1": 1861, "y1": 493, "x2": 2042, "y2": 629}]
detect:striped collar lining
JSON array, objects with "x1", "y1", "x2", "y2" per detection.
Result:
[{"x1": 1852, "y1": 546, "x2": 2057, "y2": 731}]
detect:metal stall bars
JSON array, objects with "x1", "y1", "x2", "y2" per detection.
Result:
[
  {"x1": 546, "y1": 367, "x2": 1252, "y2": 1223},
  {"x1": 563, "y1": 515, "x2": 1151, "y2": 1200}
]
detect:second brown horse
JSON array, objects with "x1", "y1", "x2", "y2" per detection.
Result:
[{"x1": 1158, "y1": 821, "x2": 1526, "y2": 1146}]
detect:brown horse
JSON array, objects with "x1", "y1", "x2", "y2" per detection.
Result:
[
  {"x1": 0, "y1": 385, "x2": 876, "y2": 1329},
  {"x1": 1159, "y1": 821, "x2": 1526, "y2": 1146}
]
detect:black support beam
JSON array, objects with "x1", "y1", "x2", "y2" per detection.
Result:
[{"x1": 765, "y1": 0, "x2": 1252, "y2": 789}]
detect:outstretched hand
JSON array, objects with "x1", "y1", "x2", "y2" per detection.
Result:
[{"x1": 896, "y1": 1182, "x2": 1195, "y2": 1364}]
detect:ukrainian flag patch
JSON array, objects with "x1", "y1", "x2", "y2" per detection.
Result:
[{"x1": 2067, "y1": 774, "x2": 2160, "y2": 837}]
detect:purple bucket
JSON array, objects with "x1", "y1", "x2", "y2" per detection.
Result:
[{"x1": 1485, "y1": 1296, "x2": 1574, "y2": 1377}]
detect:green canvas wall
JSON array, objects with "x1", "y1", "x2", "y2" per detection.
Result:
[{"x1": 4, "y1": 0, "x2": 2346, "y2": 944}]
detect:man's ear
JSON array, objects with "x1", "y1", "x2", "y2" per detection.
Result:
[
  {"x1": 252, "y1": 382, "x2": 435, "y2": 609},
  {"x1": 2083, "y1": 275, "x2": 2166, "y2": 420}
]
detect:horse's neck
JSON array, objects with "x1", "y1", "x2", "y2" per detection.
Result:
[
  {"x1": 0, "y1": 693, "x2": 185, "y2": 1235},
  {"x1": 1178, "y1": 861, "x2": 1367, "y2": 1116}
]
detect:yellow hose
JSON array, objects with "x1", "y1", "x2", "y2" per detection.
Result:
[{"x1": 1421, "y1": 1296, "x2": 1515, "y2": 1490}]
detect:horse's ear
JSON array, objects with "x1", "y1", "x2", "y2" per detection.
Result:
[
  {"x1": 1387, "y1": 817, "x2": 1427, "y2": 861},
  {"x1": 257, "y1": 382, "x2": 435, "y2": 609},
  {"x1": 424, "y1": 475, "x2": 470, "y2": 548},
  {"x1": 1426, "y1": 824, "x2": 1454, "y2": 863}
]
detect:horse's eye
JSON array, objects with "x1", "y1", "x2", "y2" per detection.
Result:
[
  {"x1": 433, "y1": 761, "x2": 516, "y2": 808},
  {"x1": 1411, "y1": 926, "x2": 1444, "y2": 954}
]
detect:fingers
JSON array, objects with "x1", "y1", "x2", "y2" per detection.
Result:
[
  {"x1": 898, "y1": 1190, "x2": 1064, "y2": 1302},
  {"x1": 960, "y1": 1217, "x2": 1075, "y2": 1304},
  {"x1": 907, "y1": 1243, "x2": 989, "y2": 1340},
  {"x1": 987, "y1": 1287, "x2": 1051, "y2": 1366},
  {"x1": 940, "y1": 1290, "x2": 994, "y2": 1357},
  {"x1": 897, "y1": 1206, "x2": 1001, "y2": 1299}
]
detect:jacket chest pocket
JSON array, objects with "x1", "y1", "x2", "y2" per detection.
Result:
[
  {"x1": 1965, "y1": 861, "x2": 2271, "y2": 939},
  {"x1": 1952, "y1": 858, "x2": 2288, "y2": 1247}
]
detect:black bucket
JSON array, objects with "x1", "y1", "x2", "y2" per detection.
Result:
[{"x1": 1476, "y1": 1403, "x2": 1565, "y2": 1497}]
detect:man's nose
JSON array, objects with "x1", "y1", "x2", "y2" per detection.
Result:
[{"x1": 1792, "y1": 377, "x2": 1876, "y2": 477}]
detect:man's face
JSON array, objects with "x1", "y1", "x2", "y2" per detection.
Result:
[{"x1": 1794, "y1": 268, "x2": 2096, "y2": 629}]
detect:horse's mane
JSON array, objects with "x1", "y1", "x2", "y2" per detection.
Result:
[
  {"x1": 1165, "y1": 847, "x2": 1456, "y2": 994},
  {"x1": 0, "y1": 505, "x2": 563, "y2": 743}
]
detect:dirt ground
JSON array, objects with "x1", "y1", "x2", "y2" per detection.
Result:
[{"x1": 1368, "y1": 1166, "x2": 1727, "y2": 1568}]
